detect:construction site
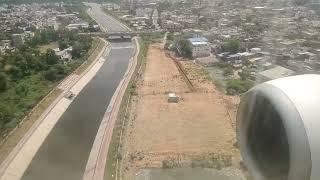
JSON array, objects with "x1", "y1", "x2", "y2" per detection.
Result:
[{"x1": 119, "y1": 43, "x2": 244, "y2": 180}]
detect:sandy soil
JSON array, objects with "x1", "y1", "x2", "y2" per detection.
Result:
[{"x1": 121, "y1": 43, "x2": 241, "y2": 179}]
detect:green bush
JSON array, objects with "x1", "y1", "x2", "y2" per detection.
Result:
[
  {"x1": 226, "y1": 79, "x2": 254, "y2": 95},
  {"x1": 191, "y1": 153, "x2": 232, "y2": 169},
  {"x1": 223, "y1": 66, "x2": 234, "y2": 77},
  {"x1": 162, "y1": 158, "x2": 179, "y2": 169},
  {"x1": 222, "y1": 38, "x2": 240, "y2": 54},
  {"x1": 174, "y1": 38, "x2": 192, "y2": 58},
  {"x1": 0, "y1": 72, "x2": 8, "y2": 92}
]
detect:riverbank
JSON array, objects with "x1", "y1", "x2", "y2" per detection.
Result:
[
  {"x1": 83, "y1": 37, "x2": 140, "y2": 180},
  {"x1": 0, "y1": 38, "x2": 109, "y2": 180},
  {"x1": 103, "y1": 36, "x2": 160, "y2": 180}
]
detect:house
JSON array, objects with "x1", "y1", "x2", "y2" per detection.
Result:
[
  {"x1": 257, "y1": 65, "x2": 295, "y2": 82},
  {"x1": 135, "y1": 8, "x2": 153, "y2": 18},
  {"x1": 297, "y1": 52, "x2": 317, "y2": 61},
  {"x1": 250, "y1": 48, "x2": 261, "y2": 53},
  {"x1": 53, "y1": 47, "x2": 72, "y2": 61},
  {"x1": 237, "y1": 52, "x2": 257, "y2": 60},
  {"x1": 66, "y1": 22, "x2": 89, "y2": 30},
  {"x1": 188, "y1": 37, "x2": 210, "y2": 58},
  {"x1": 12, "y1": 34, "x2": 25, "y2": 47},
  {"x1": 0, "y1": 40, "x2": 11, "y2": 47}
]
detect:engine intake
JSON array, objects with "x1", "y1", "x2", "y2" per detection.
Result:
[{"x1": 237, "y1": 74, "x2": 320, "y2": 180}]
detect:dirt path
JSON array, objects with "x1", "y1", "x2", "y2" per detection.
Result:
[{"x1": 120, "y1": 43, "x2": 241, "y2": 180}]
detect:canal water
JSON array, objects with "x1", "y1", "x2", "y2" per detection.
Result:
[{"x1": 22, "y1": 42, "x2": 134, "y2": 180}]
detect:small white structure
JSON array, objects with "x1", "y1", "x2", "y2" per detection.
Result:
[
  {"x1": 250, "y1": 48, "x2": 261, "y2": 53},
  {"x1": 168, "y1": 93, "x2": 179, "y2": 103},
  {"x1": 53, "y1": 47, "x2": 73, "y2": 61},
  {"x1": 66, "y1": 22, "x2": 89, "y2": 30},
  {"x1": 188, "y1": 37, "x2": 211, "y2": 58}
]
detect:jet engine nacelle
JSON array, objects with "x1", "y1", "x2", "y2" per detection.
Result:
[{"x1": 237, "y1": 74, "x2": 320, "y2": 180}]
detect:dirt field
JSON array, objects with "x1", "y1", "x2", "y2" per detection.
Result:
[{"x1": 120, "y1": 43, "x2": 241, "y2": 179}]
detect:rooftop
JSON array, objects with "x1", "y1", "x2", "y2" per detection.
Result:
[
  {"x1": 188, "y1": 37, "x2": 208, "y2": 43},
  {"x1": 188, "y1": 37, "x2": 208, "y2": 46},
  {"x1": 258, "y1": 65, "x2": 295, "y2": 80}
]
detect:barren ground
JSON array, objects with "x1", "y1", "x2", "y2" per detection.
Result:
[{"x1": 121, "y1": 43, "x2": 241, "y2": 179}]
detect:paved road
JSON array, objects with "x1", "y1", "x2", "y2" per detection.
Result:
[
  {"x1": 21, "y1": 4, "x2": 134, "y2": 180},
  {"x1": 86, "y1": 3, "x2": 128, "y2": 32}
]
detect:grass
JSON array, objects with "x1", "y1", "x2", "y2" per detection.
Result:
[
  {"x1": 213, "y1": 79, "x2": 225, "y2": 92},
  {"x1": 162, "y1": 157, "x2": 180, "y2": 169},
  {"x1": 194, "y1": 66, "x2": 211, "y2": 81},
  {"x1": 0, "y1": 84, "x2": 62, "y2": 163},
  {"x1": 38, "y1": 42, "x2": 58, "y2": 53},
  {"x1": 191, "y1": 153, "x2": 232, "y2": 170},
  {"x1": 104, "y1": 38, "x2": 150, "y2": 180}
]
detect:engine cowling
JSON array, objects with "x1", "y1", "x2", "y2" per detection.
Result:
[{"x1": 236, "y1": 74, "x2": 320, "y2": 180}]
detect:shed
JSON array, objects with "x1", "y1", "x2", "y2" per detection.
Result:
[{"x1": 168, "y1": 93, "x2": 179, "y2": 103}]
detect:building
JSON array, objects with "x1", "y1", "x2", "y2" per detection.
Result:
[
  {"x1": 257, "y1": 65, "x2": 295, "y2": 82},
  {"x1": 188, "y1": 37, "x2": 210, "y2": 58},
  {"x1": 53, "y1": 47, "x2": 73, "y2": 61},
  {"x1": 11, "y1": 34, "x2": 25, "y2": 47},
  {"x1": 168, "y1": 93, "x2": 179, "y2": 103},
  {"x1": 66, "y1": 22, "x2": 89, "y2": 30},
  {"x1": 135, "y1": 7, "x2": 153, "y2": 18},
  {"x1": 0, "y1": 40, "x2": 11, "y2": 47}
]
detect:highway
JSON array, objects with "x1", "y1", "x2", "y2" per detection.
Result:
[
  {"x1": 86, "y1": 3, "x2": 129, "y2": 32},
  {"x1": 21, "y1": 3, "x2": 134, "y2": 180}
]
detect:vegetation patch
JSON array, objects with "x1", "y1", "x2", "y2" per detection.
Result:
[
  {"x1": 162, "y1": 157, "x2": 181, "y2": 169},
  {"x1": 0, "y1": 29, "x2": 92, "y2": 140},
  {"x1": 38, "y1": 42, "x2": 59, "y2": 53},
  {"x1": 191, "y1": 153, "x2": 232, "y2": 170},
  {"x1": 226, "y1": 79, "x2": 254, "y2": 95},
  {"x1": 64, "y1": 4, "x2": 95, "y2": 25},
  {"x1": 74, "y1": 38, "x2": 103, "y2": 75},
  {"x1": 129, "y1": 151, "x2": 145, "y2": 162}
]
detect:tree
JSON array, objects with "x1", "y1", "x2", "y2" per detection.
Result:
[
  {"x1": 222, "y1": 39, "x2": 240, "y2": 54},
  {"x1": 45, "y1": 49, "x2": 59, "y2": 65},
  {"x1": 12, "y1": 54, "x2": 30, "y2": 76},
  {"x1": 10, "y1": 66, "x2": 23, "y2": 81},
  {"x1": 44, "y1": 67, "x2": 57, "y2": 81},
  {"x1": 0, "y1": 72, "x2": 8, "y2": 92},
  {"x1": 58, "y1": 40, "x2": 68, "y2": 50},
  {"x1": 175, "y1": 38, "x2": 192, "y2": 58},
  {"x1": 0, "y1": 104, "x2": 13, "y2": 129},
  {"x1": 53, "y1": 64, "x2": 70, "y2": 80},
  {"x1": 71, "y1": 42, "x2": 82, "y2": 59},
  {"x1": 15, "y1": 83, "x2": 28, "y2": 96}
]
